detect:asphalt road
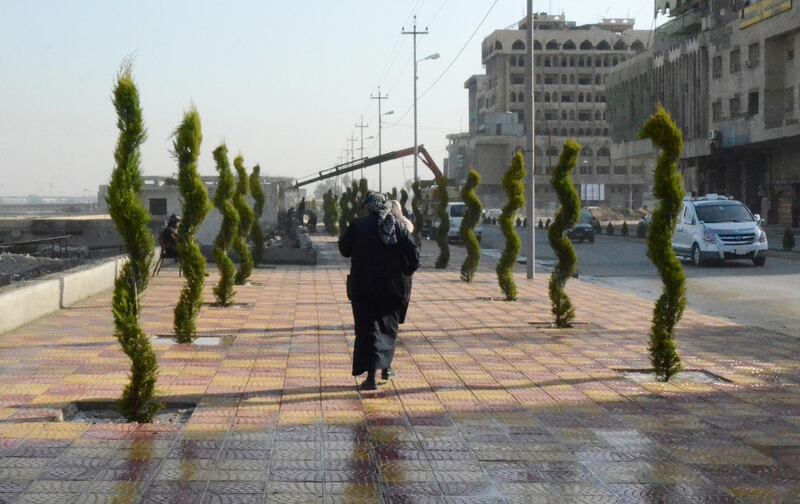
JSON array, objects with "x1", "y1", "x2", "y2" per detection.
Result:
[{"x1": 477, "y1": 225, "x2": 800, "y2": 337}]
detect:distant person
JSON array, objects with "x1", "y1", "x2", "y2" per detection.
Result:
[
  {"x1": 339, "y1": 193, "x2": 419, "y2": 390},
  {"x1": 159, "y1": 214, "x2": 180, "y2": 259}
]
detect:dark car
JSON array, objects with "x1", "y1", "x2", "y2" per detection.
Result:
[{"x1": 566, "y1": 210, "x2": 596, "y2": 243}]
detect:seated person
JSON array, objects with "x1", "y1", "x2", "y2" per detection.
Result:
[{"x1": 159, "y1": 214, "x2": 180, "y2": 259}]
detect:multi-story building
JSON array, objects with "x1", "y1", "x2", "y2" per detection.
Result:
[
  {"x1": 446, "y1": 13, "x2": 651, "y2": 212},
  {"x1": 607, "y1": 0, "x2": 800, "y2": 226}
]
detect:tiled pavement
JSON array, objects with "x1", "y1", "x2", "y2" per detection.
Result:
[{"x1": 1, "y1": 236, "x2": 799, "y2": 503}]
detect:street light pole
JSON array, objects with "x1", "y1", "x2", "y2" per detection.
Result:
[
  {"x1": 525, "y1": 0, "x2": 536, "y2": 279},
  {"x1": 370, "y1": 86, "x2": 389, "y2": 192},
  {"x1": 402, "y1": 16, "x2": 429, "y2": 182},
  {"x1": 355, "y1": 117, "x2": 369, "y2": 180}
]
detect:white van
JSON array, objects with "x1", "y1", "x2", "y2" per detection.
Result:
[
  {"x1": 445, "y1": 202, "x2": 482, "y2": 242},
  {"x1": 672, "y1": 195, "x2": 768, "y2": 266}
]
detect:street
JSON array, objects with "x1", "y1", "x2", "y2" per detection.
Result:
[{"x1": 478, "y1": 225, "x2": 800, "y2": 337}]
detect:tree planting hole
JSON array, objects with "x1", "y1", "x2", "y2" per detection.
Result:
[
  {"x1": 202, "y1": 302, "x2": 252, "y2": 309},
  {"x1": 528, "y1": 321, "x2": 590, "y2": 328},
  {"x1": 617, "y1": 368, "x2": 731, "y2": 384},
  {"x1": 62, "y1": 401, "x2": 196, "y2": 424},
  {"x1": 153, "y1": 334, "x2": 236, "y2": 346}
]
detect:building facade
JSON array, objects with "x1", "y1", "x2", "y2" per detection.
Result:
[
  {"x1": 607, "y1": 0, "x2": 800, "y2": 226},
  {"x1": 446, "y1": 13, "x2": 652, "y2": 212}
]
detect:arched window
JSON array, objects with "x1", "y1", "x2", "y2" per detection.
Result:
[
  {"x1": 578, "y1": 92, "x2": 584, "y2": 102},
  {"x1": 580, "y1": 40, "x2": 593, "y2": 50},
  {"x1": 494, "y1": 40, "x2": 503, "y2": 50},
  {"x1": 569, "y1": 56, "x2": 576, "y2": 66},
  {"x1": 544, "y1": 56, "x2": 551, "y2": 67},
  {"x1": 518, "y1": 55, "x2": 525, "y2": 66},
  {"x1": 534, "y1": 40, "x2": 543, "y2": 50},
  {"x1": 597, "y1": 146, "x2": 610, "y2": 156},
  {"x1": 632, "y1": 40, "x2": 645, "y2": 53},
  {"x1": 596, "y1": 40, "x2": 611, "y2": 50},
  {"x1": 518, "y1": 91, "x2": 524, "y2": 102},
  {"x1": 510, "y1": 92, "x2": 517, "y2": 103},
  {"x1": 544, "y1": 92, "x2": 550, "y2": 102},
  {"x1": 581, "y1": 146, "x2": 594, "y2": 157},
  {"x1": 561, "y1": 74, "x2": 568, "y2": 84},
  {"x1": 613, "y1": 40, "x2": 628, "y2": 51},
  {"x1": 561, "y1": 110, "x2": 567, "y2": 120},
  {"x1": 560, "y1": 128, "x2": 568, "y2": 136},
  {"x1": 586, "y1": 92, "x2": 593, "y2": 102},
  {"x1": 563, "y1": 39, "x2": 576, "y2": 50},
  {"x1": 512, "y1": 39, "x2": 525, "y2": 51},
  {"x1": 546, "y1": 39, "x2": 559, "y2": 50},
  {"x1": 612, "y1": 56, "x2": 619, "y2": 66}
]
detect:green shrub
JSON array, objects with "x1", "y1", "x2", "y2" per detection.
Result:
[
  {"x1": 434, "y1": 177, "x2": 450, "y2": 269},
  {"x1": 211, "y1": 144, "x2": 239, "y2": 306},
  {"x1": 400, "y1": 189, "x2": 410, "y2": 218},
  {"x1": 322, "y1": 190, "x2": 339, "y2": 236},
  {"x1": 233, "y1": 155, "x2": 255, "y2": 285},
  {"x1": 460, "y1": 170, "x2": 483, "y2": 282},
  {"x1": 640, "y1": 105, "x2": 686, "y2": 382},
  {"x1": 636, "y1": 221, "x2": 649, "y2": 238},
  {"x1": 621, "y1": 221, "x2": 629, "y2": 236},
  {"x1": 172, "y1": 108, "x2": 211, "y2": 343},
  {"x1": 548, "y1": 140, "x2": 580, "y2": 327},
  {"x1": 250, "y1": 165, "x2": 266, "y2": 265},
  {"x1": 411, "y1": 180, "x2": 423, "y2": 243},
  {"x1": 338, "y1": 187, "x2": 351, "y2": 232},
  {"x1": 106, "y1": 61, "x2": 160, "y2": 422},
  {"x1": 783, "y1": 227, "x2": 796, "y2": 251},
  {"x1": 606, "y1": 222, "x2": 614, "y2": 235},
  {"x1": 496, "y1": 151, "x2": 526, "y2": 301}
]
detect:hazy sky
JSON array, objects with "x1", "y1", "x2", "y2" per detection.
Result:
[{"x1": 0, "y1": 0, "x2": 661, "y2": 198}]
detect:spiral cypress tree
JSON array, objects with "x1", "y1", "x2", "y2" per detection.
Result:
[
  {"x1": 322, "y1": 190, "x2": 338, "y2": 236},
  {"x1": 172, "y1": 108, "x2": 211, "y2": 342},
  {"x1": 434, "y1": 177, "x2": 450, "y2": 269},
  {"x1": 211, "y1": 144, "x2": 239, "y2": 306},
  {"x1": 339, "y1": 187, "x2": 351, "y2": 232},
  {"x1": 459, "y1": 169, "x2": 483, "y2": 282},
  {"x1": 106, "y1": 61, "x2": 160, "y2": 422},
  {"x1": 411, "y1": 180, "x2": 423, "y2": 242},
  {"x1": 250, "y1": 165, "x2": 266, "y2": 265},
  {"x1": 233, "y1": 155, "x2": 255, "y2": 285},
  {"x1": 496, "y1": 151, "x2": 526, "y2": 301},
  {"x1": 400, "y1": 189, "x2": 410, "y2": 218},
  {"x1": 548, "y1": 141, "x2": 581, "y2": 327},
  {"x1": 640, "y1": 105, "x2": 686, "y2": 381}
]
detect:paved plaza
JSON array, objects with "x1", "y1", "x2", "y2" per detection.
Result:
[{"x1": 1, "y1": 237, "x2": 799, "y2": 503}]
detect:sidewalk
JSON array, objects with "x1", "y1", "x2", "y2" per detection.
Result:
[{"x1": 0, "y1": 236, "x2": 798, "y2": 503}]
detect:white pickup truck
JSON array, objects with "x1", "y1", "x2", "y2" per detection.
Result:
[{"x1": 444, "y1": 202, "x2": 483, "y2": 243}]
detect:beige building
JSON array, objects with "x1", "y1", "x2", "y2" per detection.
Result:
[
  {"x1": 607, "y1": 0, "x2": 800, "y2": 226},
  {"x1": 446, "y1": 13, "x2": 652, "y2": 212}
]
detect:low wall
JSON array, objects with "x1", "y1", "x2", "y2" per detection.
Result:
[{"x1": 0, "y1": 255, "x2": 125, "y2": 335}]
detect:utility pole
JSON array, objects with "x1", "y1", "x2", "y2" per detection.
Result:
[
  {"x1": 346, "y1": 134, "x2": 357, "y2": 166},
  {"x1": 402, "y1": 15, "x2": 429, "y2": 182},
  {"x1": 370, "y1": 87, "x2": 389, "y2": 192},
  {"x1": 355, "y1": 117, "x2": 369, "y2": 180},
  {"x1": 525, "y1": 0, "x2": 536, "y2": 279}
]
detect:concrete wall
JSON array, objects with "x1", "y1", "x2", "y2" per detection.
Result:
[{"x1": 0, "y1": 255, "x2": 125, "y2": 335}]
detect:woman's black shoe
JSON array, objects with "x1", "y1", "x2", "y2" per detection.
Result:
[
  {"x1": 381, "y1": 368, "x2": 394, "y2": 380},
  {"x1": 359, "y1": 377, "x2": 378, "y2": 391}
]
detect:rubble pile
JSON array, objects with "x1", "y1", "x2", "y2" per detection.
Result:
[{"x1": 0, "y1": 253, "x2": 86, "y2": 287}]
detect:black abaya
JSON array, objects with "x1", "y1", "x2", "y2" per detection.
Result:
[{"x1": 351, "y1": 301, "x2": 401, "y2": 376}]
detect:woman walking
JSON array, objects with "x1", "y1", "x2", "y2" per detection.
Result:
[
  {"x1": 339, "y1": 193, "x2": 419, "y2": 390},
  {"x1": 390, "y1": 200, "x2": 414, "y2": 325}
]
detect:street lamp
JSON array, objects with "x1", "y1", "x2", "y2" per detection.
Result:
[{"x1": 413, "y1": 52, "x2": 440, "y2": 182}]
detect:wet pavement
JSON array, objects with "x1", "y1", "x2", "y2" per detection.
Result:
[{"x1": 1, "y1": 236, "x2": 799, "y2": 503}]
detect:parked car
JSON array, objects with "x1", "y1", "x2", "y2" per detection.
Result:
[
  {"x1": 439, "y1": 202, "x2": 483, "y2": 243},
  {"x1": 565, "y1": 210, "x2": 596, "y2": 243},
  {"x1": 672, "y1": 194, "x2": 768, "y2": 266}
]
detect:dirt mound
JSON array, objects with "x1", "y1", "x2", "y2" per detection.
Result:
[{"x1": 0, "y1": 253, "x2": 86, "y2": 287}]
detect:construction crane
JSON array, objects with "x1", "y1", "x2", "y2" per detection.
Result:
[{"x1": 294, "y1": 145, "x2": 443, "y2": 188}]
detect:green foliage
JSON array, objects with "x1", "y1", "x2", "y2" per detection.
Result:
[
  {"x1": 640, "y1": 105, "x2": 686, "y2": 382},
  {"x1": 233, "y1": 155, "x2": 255, "y2": 285},
  {"x1": 172, "y1": 108, "x2": 211, "y2": 343},
  {"x1": 107, "y1": 60, "x2": 160, "y2": 422},
  {"x1": 211, "y1": 144, "x2": 239, "y2": 306},
  {"x1": 338, "y1": 187, "x2": 351, "y2": 232},
  {"x1": 621, "y1": 221, "x2": 629, "y2": 236},
  {"x1": 411, "y1": 180, "x2": 423, "y2": 243},
  {"x1": 322, "y1": 190, "x2": 339, "y2": 236},
  {"x1": 547, "y1": 141, "x2": 581, "y2": 328},
  {"x1": 606, "y1": 222, "x2": 614, "y2": 235},
  {"x1": 400, "y1": 189, "x2": 410, "y2": 218},
  {"x1": 434, "y1": 177, "x2": 450, "y2": 269},
  {"x1": 249, "y1": 165, "x2": 266, "y2": 265},
  {"x1": 496, "y1": 151, "x2": 526, "y2": 301},
  {"x1": 459, "y1": 170, "x2": 483, "y2": 282},
  {"x1": 783, "y1": 227, "x2": 796, "y2": 251}
]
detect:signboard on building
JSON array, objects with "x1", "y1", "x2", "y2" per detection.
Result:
[{"x1": 740, "y1": 0, "x2": 792, "y2": 28}]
